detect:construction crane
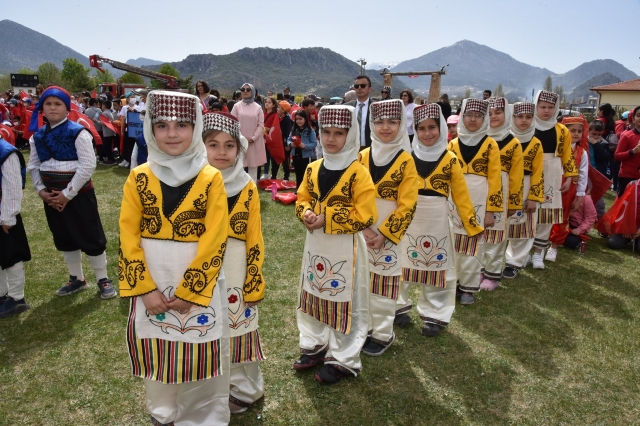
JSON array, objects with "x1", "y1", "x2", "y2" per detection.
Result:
[{"x1": 89, "y1": 55, "x2": 179, "y2": 97}]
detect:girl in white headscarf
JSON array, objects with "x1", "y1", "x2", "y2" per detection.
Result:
[
  {"x1": 504, "y1": 102, "x2": 545, "y2": 279},
  {"x1": 231, "y1": 83, "x2": 265, "y2": 182},
  {"x1": 479, "y1": 98, "x2": 524, "y2": 291},
  {"x1": 294, "y1": 105, "x2": 377, "y2": 385},
  {"x1": 119, "y1": 91, "x2": 231, "y2": 426},
  {"x1": 395, "y1": 103, "x2": 483, "y2": 337},
  {"x1": 202, "y1": 111, "x2": 266, "y2": 415},
  {"x1": 356, "y1": 99, "x2": 419, "y2": 356},
  {"x1": 447, "y1": 98, "x2": 502, "y2": 305}
]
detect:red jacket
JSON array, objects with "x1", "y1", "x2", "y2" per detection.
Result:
[{"x1": 614, "y1": 128, "x2": 640, "y2": 180}]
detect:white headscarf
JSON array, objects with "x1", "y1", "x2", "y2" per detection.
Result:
[
  {"x1": 241, "y1": 83, "x2": 256, "y2": 104},
  {"x1": 412, "y1": 103, "x2": 449, "y2": 162},
  {"x1": 369, "y1": 99, "x2": 412, "y2": 166},
  {"x1": 487, "y1": 98, "x2": 513, "y2": 142},
  {"x1": 534, "y1": 90, "x2": 560, "y2": 131},
  {"x1": 319, "y1": 105, "x2": 360, "y2": 170},
  {"x1": 511, "y1": 103, "x2": 536, "y2": 143},
  {"x1": 221, "y1": 135, "x2": 252, "y2": 197},
  {"x1": 143, "y1": 91, "x2": 208, "y2": 187},
  {"x1": 457, "y1": 98, "x2": 490, "y2": 146}
]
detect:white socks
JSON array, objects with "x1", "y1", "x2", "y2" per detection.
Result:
[
  {"x1": 0, "y1": 262, "x2": 26, "y2": 300},
  {"x1": 63, "y1": 250, "x2": 84, "y2": 280},
  {"x1": 88, "y1": 252, "x2": 108, "y2": 282}
]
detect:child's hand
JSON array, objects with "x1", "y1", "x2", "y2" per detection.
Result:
[
  {"x1": 50, "y1": 190, "x2": 70, "y2": 212},
  {"x1": 367, "y1": 233, "x2": 386, "y2": 250},
  {"x1": 362, "y1": 228, "x2": 378, "y2": 241},
  {"x1": 2, "y1": 225, "x2": 13, "y2": 234},
  {"x1": 307, "y1": 214, "x2": 325, "y2": 232},
  {"x1": 523, "y1": 200, "x2": 537, "y2": 214},
  {"x1": 570, "y1": 195, "x2": 583, "y2": 212},
  {"x1": 484, "y1": 212, "x2": 495, "y2": 228},
  {"x1": 141, "y1": 290, "x2": 170, "y2": 315},
  {"x1": 507, "y1": 209, "x2": 517, "y2": 217},
  {"x1": 167, "y1": 296, "x2": 194, "y2": 314},
  {"x1": 560, "y1": 179, "x2": 572, "y2": 194}
]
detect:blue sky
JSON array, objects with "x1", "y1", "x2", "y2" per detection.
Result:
[{"x1": 4, "y1": 0, "x2": 639, "y2": 74}]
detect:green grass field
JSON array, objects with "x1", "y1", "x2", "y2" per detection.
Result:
[{"x1": 1, "y1": 158, "x2": 639, "y2": 425}]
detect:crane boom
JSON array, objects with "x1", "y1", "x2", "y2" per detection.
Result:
[{"x1": 89, "y1": 55, "x2": 179, "y2": 89}]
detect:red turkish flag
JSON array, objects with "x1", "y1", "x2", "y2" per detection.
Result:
[
  {"x1": 99, "y1": 113, "x2": 120, "y2": 136},
  {"x1": 19, "y1": 90, "x2": 29, "y2": 99},
  {"x1": 22, "y1": 109, "x2": 42, "y2": 141},
  {"x1": 596, "y1": 180, "x2": 638, "y2": 236},
  {"x1": 70, "y1": 102, "x2": 79, "y2": 112},
  {"x1": 264, "y1": 113, "x2": 285, "y2": 164},
  {"x1": 91, "y1": 89, "x2": 97, "y2": 98},
  {"x1": 588, "y1": 166, "x2": 611, "y2": 205},
  {"x1": 0, "y1": 124, "x2": 15, "y2": 145},
  {"x1": 68, "y1": 110, "x2": 103, "y2": 145}
]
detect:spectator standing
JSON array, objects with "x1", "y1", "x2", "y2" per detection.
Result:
[
  {"x1": 381, "y1": 86, "x2": 392, "y2": 100},
  {"x1": 483, "y1": 90, "x2": 492, "y2": 100},
  {"x1": 437, "y1": 94, "x2": 452, "y2": 120},
  {"x1": 613, "y1": 105, "x2": 640, "y2": 197},
  {"x1": 345, "y1": 75, "x2": 374, "y2": 149},
  {"x1": 99, "y1": 100, "x2": 116, "y2": 165},
  {"x1": 195, "y1": 80, "x2": 213, "y2": 111},
  {"x1": 231, "y1": 83, "x2": 265, "y2": 182},
  {"x1": 400, "y1": 90, "x2": 416, "y2": 142}
]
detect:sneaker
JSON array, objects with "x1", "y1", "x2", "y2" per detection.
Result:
[
  {"x1": 97, "y1": 278, "x2": 117, "y2": 299},
  {"x1": 422, "y1": 323, "x2": 441, "y2": 337},
  {"x1": 259, "y1": 174, "x2": 269, "y2": 180},
  {"x1": 394, "y1": 313, "x2": 412, "y2": 328},
  {"x1": 118, "y1": 160, "x2": 130, "y2": 168},
  {"x1": 293, "y1": 351, "x2": 326, "y2": 371},
  {"x1": 544, "y1": 248, "x2": 557, "y2": 262},
  {"x1": 0, "y1": 297, "x2": 30, "y2": 318},
  {"x1": 480, "y1": 278, "x2": 499, "y2": 291},
  {"x1": 362, "y1": 333, "x2": 395, "y2": 357},
  {"x1": 532, "y1": 252, "x2": 545, "y2": 269},
  {"x1": 502, "y1": 267, "x2": 518, "y2": 280},
  {"x1": 315, "y1": 364, "x2": 352, "y2": 385},
  {"x1": 459, "y1": 292, "x2": 474, "y2": 305},
  {"x1": 56, "y1": 276, "x2": 89, "y2": 296},
  {"x1": 103, "y1": 160, "x2": 116, "y2": 166},
  {"x1": 229, "y1": 399, "x2": 249, "y2": 414}
]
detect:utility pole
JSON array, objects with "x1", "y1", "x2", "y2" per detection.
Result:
[{"x1": 358, "y1": 58, "x2": 367, "y2": 75}]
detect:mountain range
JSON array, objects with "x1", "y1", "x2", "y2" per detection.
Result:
[{"x1": 0, "y1": 20, "x2": 636, "y2": 100}]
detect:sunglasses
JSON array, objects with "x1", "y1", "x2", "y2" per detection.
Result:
[
  {"x1": 354, "y1": 84, "x2": 369, "y2": 89},
  {"x1": 240, "y1": 88, "x2": 252, "y2": 92}
]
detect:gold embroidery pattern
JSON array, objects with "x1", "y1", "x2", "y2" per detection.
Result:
[
  {"x1": 182, "y1": 242, "x2": 226, "y2": 296},
  {"x1": 471, "y1": 144, "x2": 491, "y2": 175},
  {"x1": 489, "y1": 188, "x2": 503, "y2": 208},
  {"x1": 530, "y1": 172, "x2": 544, "y2": 197},
  {"x1": 118, "y1": 247, "x2": 146, "y2": 289},
  {"x1": 501, "y1": 145, "x2": 516, "y2": 172},
  {"x1": 230, "y1": 212, "x2": 248, "y2": 236},
  {"x1": 523, "y1": 143, "x2": 540, "y2": 171},
  {"x1": 509, "y1": 185, "x2": 523, "y2": 208},
  {"x1": 383, "y1": 202, "x2": 417, "y2": 238},
  {"x1": 137, "y1": 173, "x2": 161, "y2": 234},
  {"x1": 244, "y1": 244, "x2": 263, "y2": 295},
  {"x1": 378, "y1": 161, "x2": 406, "y2": 200},
  {"x1": 429, "y1": 157, "x2": 454, "y2": 194}
]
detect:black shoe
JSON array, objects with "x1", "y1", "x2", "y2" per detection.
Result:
[
  {"x1": 394, "y1": 313, "x2": 412, "y2": 328},
  {"x1": 0, "y1": 294, "x2": 7, "y2": 306},
  {"x1": 293, "y1": 351, "x2": 326, "y2": 371},
  {"x1": 459, "y1": 292, "x2": 474, "y2": 305},
  {"x1": 362, "y1": 334, "x2": 395, "y2": 357},
  {"x1": 422, "y1": 323, "x2": 441, "y2": 337},
  {"x1": 0, "y1": 297, "x2": 30, "y2": 318},
  {"x1": 502, "y1": 267, "x2": 518, "y2": 280},
  {"x1": 150, "y1": 415, "x2": 174, "y2": 426},
  {"x1": 315, "y1": 364, "x2": 353, "y2": 385}
]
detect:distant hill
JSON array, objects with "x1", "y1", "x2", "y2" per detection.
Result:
[
  {"x1": 146, "y1": 47, "x2": 401, "y2": 97},
  {"x1": 393, "y1": 40, "x2": 637, "y2": 99},
  {"x1": 570, "y1": 72, "x2": 622, "y2": 102},
  {"x1": 0, "y1": 19, "x2": 88, "y2": 73},
  {"x1": 126, "y1": 57, "x2": 164, "y2": 67}
]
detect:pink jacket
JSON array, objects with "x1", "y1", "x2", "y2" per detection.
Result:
[
  {"x1": 230, "y1": 101, "x2": 266, "y2": 168},
  {"x1": 569, "y1": 195, "x2": 597, "y2": 234}
]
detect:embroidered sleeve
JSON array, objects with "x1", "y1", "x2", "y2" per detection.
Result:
[
  {"x1": 486, "y1": 140, "x2": 504, "y2": 212},
  {"x1": 378, "y1": 156, "x2": 419, "y2": 245},
  {"x1": 450, "y1": 155, "x2": 484, "y2": 237},
  {"x1": 118, "y1": 170, "x2": 157, "y2": 297},
  {"x1": 243, "y1": 182, "x2": 266, "y2": 303},
  {"x1": 507, "y1": 141, "x2": 524, "y2": 210},
  {"x1": 528, "y1": 140, "x2": 545, "y2": 202},
  {"x1": 295, "y1": 166, "x2": 316, "y2": 222},
  {"x1": 324, "y1": 166, "x2": 377, "y2": 234},
  {"x1": 175, "y1": 172, "x2": 229, "y2": 307},
  {"x1": 558, "y1": 124, "x2": 578, "y2": 178}
]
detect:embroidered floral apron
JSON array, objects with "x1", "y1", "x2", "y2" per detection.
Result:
[
  {"x1": 367, "y1": 199, "x2": 402, "y2": 277},
  {"x1": 485, "y1": 171, "x2": 509, "y2": 244},
  {"x1": 449, "y1": 174, "x2": 486, "y2": 256},
  {"x1": 538, "y1": 153, "x2": 563, "y2": 224},
  {"x1": 223, "y1": 238, "x2": 259, "y2": 338},
  {"x1": 508, "y1": 175, "x2": 538, "y2": 239}
]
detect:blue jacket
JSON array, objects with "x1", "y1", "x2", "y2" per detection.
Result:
[{"x1": 288, "y1": 127, "x2": 317, "y2": 159}]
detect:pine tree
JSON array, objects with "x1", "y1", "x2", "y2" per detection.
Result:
[{"x1": 544, "y1": 76, "x2": 553, "y2": 92}]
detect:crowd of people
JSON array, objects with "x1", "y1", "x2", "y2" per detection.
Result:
[{"x1": 0, "y1": 74, "x2": 639, "y2": 425}]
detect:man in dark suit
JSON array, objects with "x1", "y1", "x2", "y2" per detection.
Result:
[{"x1": 345, "y1": 75, "x2": 374, "y2": 149}]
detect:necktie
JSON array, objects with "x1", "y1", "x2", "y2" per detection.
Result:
[{"x1": 357, "y1": 102, "x2": 364, "y2": 128}]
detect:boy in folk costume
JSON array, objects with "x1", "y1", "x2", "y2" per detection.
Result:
[
  {"x1": 294, "y1": 105, "x2": 377, "y2": 385},
  {"x1": 396, "y1": 104, "x2": 484, "y2": 336},
  {"x1": 119, "y1": 92, "x2": 231, "y2": 425},
  {"x1": 26, "y1": 86, "x2": 115, "y2": 299},
  {"x1": 447, "y1": 99, "x2": 502, "y2": 305},
  {"x1": 503, "y1": 103, "x2": 545, "y2": 279},
  {"x1": 202, "y1": 112, "x2": 266, "y2": 414},
  {"x1": 0, "y1": 135, "x2": 31, "y2": 318},
  {"x1": 529, "y1": 90, "x2": 577, "y2": 269},
  {"x1": 357, "y1": 99, "x2": 418, "y2": 356},
  {"x1": 479, "y1": 98, "x2": 524, "y2": 290}
]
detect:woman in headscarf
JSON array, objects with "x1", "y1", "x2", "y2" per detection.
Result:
[
  {"x1": 357, "y1": 99, "x2": 418, "y2": 356},
  {"x1": 293, "y1": 105, "x2": 377, "y2": 385},
  {"x1": 231, "y1": 83, "x2": 265, "y2": 182},
  {"x1": 395, "y1": 103, "x2": 483, "y2": 337}
]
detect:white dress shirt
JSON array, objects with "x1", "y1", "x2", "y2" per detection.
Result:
[{"x1": 0, "y1": 151, "x2": 22, "y2": 226}]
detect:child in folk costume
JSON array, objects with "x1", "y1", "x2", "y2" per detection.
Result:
[
  {"x1": 26, "y1": 86, "x2": 115, "y2": 299},
  {"x1": 447, "y1": 99, "x2": 502, "y2": 305},
  {"x1": 119, "y1": 92, "x2": 231, "y2": 425},
  {"x1": 529, "y1": 90, "x2": 577, "y2": 269},
  {"x1": 0, "y1": 135, "x2": 31, "y2": 318},
  {"x1": 202, "y1": 112, "x2": 266, "y2": 414},
  {"x1": 357, "y1": 99, "x2": 418, "y2": 356},
  {"x1": 396, "y1": 104, "x2": 484, "y2": 337},
  {"x1": 503, "y1": 103, "x2": 545, "y2": 279},
  {"x1": 546, "y1": 116, "x2": 590, "y2": 261},
  {"x1": 479, "y1": 98, "x2": 523, "y2": 290},
  {"x1": 294, "y1": 105, "x2": 377, "y2": 385}
]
